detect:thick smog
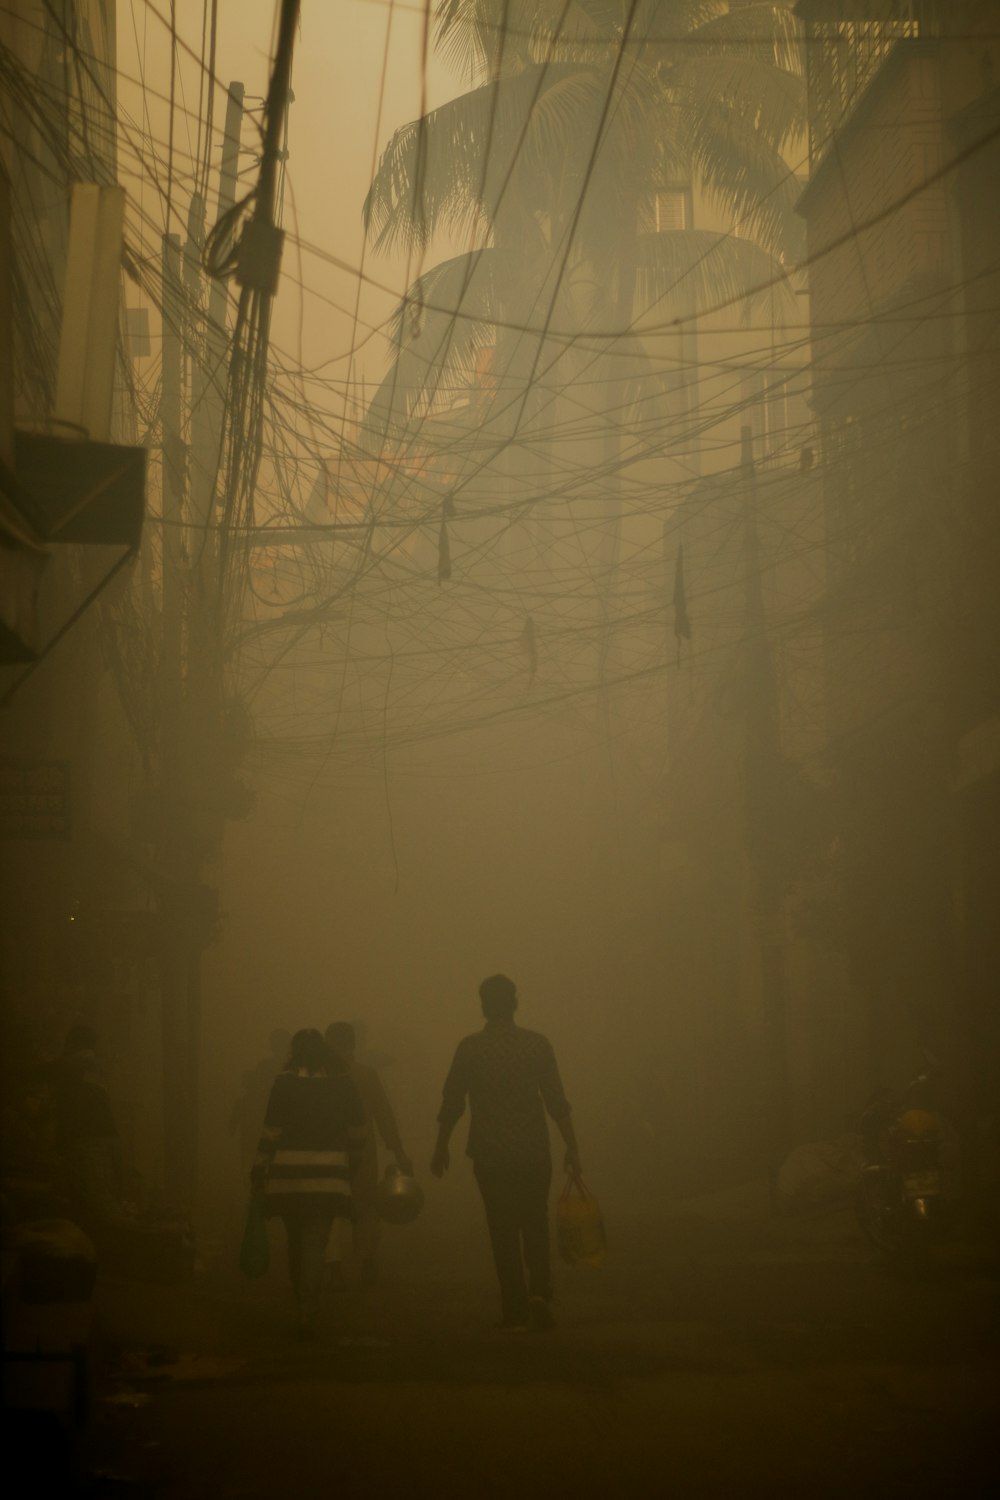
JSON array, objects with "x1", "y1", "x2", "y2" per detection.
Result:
[{"x1": 1, "y1": 3, "x2": 998, "y2": 1496}]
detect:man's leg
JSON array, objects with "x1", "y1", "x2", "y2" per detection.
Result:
[
  {"x1": 474, "y1": 1161, "x2": 529, "y2": 1327},
  {"x1": 352, "y1": 1144, "x2": 381, "y2": 1284},
  {"x1": 297, "y1": 1212, "x2": 332, "y2": 1327},
  {"x1": 283, "y1": 1214, "x2": 302, "y2": 1296},
  {"x1": 521, "y1": 1161, "x2": 553, "y2": 1303}
]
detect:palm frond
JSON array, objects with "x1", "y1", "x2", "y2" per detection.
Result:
[
  {"x1": 524, "y1": 1, "x2": 623, "y2": 66},
  {"x1": 680, "y1": 108, "x2": 804, "y2": 259},
  {"x1": 364, "y1": 65, "x2": 611, "y2": 253},
  {"x1": 434, "y1": 1, "x2": 611, "y2": 79},
  {"x1": 362, "y1": 250, "x2": 507, "y2": 448},
  {"x1": 632, "y1": 228, "x2": 793, "y2": 322},
  {"x1": 687, "y1": 3, "x2": 804, "y2": 75},
  {"x1": 387, "y1": 248, "x2": 510, "y2": 349},
  {"x1": 434, "y1": 0, "x2": 495, "y2": 80},
  {"x1": 669, "y1": 52, "x2": 805, "y2": 153},
  {"x1": 363, "y1": 83, "x2": 498, "y2": 252},
  {"x1": 434, "y1": 0, "x2": 520, "y2": 80},
  {"x1": 635, "y1": 1, "x2": 726, "y2": 44}
]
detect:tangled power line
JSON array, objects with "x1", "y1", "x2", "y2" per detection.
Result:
[{"x1": 1, "y1": 0, "x2": 995, "y2": 796}]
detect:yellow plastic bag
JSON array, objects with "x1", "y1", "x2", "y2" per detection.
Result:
[{"x1": 556, "y1": 1172, "x2": 606, "y2": 1267}]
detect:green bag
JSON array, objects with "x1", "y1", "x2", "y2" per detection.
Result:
[{"x1": 239, "y1": 1194, "x2": 270, "y2": 1279}]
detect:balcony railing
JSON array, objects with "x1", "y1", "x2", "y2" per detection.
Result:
[{"x1": 798, "y1": 2, "x2": 939, "y2": 167}]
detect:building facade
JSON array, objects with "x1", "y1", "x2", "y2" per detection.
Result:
[{"x1": 796, "y1": 1, "x2": 1000, "y2": 1153}]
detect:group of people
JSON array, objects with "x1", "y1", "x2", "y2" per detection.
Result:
[
  {"x1": 250, "y1": 974, "x2": 580, "y2": 1336},
  {"x1": 247, "y1": 1020, "x2": 413, "y2": 1331}
]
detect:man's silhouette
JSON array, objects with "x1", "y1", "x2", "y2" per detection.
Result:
[{"x1": 431, "y1": 974, "x2": 580, "y2": 1331}]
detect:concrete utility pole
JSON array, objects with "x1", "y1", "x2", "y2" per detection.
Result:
[
  {"x1": 151, "y1": 5, "x2": 297, "y2": 1207},
  {"x1": 158, "y1": 229, "x2": 198, "y2": 1206},
  {"x1": 187, "y1": 80, "x2": 245, "y2": 830},
  {"x1": 155, "y1": 83, "x2": 245, "y2": 1209},
  {"x1": 740, "y1": 424, "x2": 792, "y2": 1206}
]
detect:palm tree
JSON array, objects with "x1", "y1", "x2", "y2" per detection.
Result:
[{"x1": 361, "y1": 0, "x2": 804, "y2": 478}]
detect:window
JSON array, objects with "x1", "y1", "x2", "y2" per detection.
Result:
[{"x1": 654, "y1": 189, "x2": 689, "y2": 233}]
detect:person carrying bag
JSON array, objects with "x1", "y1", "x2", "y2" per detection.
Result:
[{"x1": 248, "y1": 1029, "x2": 366, "y2": 1335}]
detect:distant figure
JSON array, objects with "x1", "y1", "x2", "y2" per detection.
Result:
[
  {"x1": 251, "y1": 1029, "x2": 365, "y2": 1336},
  {"x1": 350, "y1": 1018, "x2": 394, "y2": 1074},
  {"x1": 230, "y1": 1028, "x2": 290, "y2": 1177},
  {"x1": 431, "y1": 974, "x2": 580, "y2": 1332},
  {"x1": 325, "y1": 1021, "x2": 413, "y2": 1286},
  {"x1": 228, "y1": 1068, "x2": 256, "y2": 1176},
  {"x1": 52, "y1": 1022, "x2": 125, "y2": 1226}
]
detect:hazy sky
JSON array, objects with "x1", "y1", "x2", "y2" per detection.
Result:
[{"x1": 118, "y1": 0, "x2": 464, "y2": 397}]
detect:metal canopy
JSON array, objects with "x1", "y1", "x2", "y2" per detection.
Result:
[{"x1": 13, "y1": 430, "x2": 146, "y2": 550}]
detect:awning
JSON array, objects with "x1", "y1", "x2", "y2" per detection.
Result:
[
  {"x1": 0, "y1": 466, "x2": 48, "y2": 664},
  {"x1": 13, "y1": 430, "x2": 146, "y2": 548},
  {"x1": 0, "y1": 432, "x2": 146, "y2": 673}
]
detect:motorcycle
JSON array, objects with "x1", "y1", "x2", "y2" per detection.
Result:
[{"x1": 855, "y1": 1063, "x2": 959, "y2": 1258}]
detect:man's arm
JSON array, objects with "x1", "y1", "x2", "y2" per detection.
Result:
[
  {"x1": 430, "y1": 1118, "x2": 455, "y2": 1179},
  {"x1": 431, "y1": 1041, "x2": 468, "y2": 1178},
  {"x1": 554, "y1": 1112, "x2": 581, "y2": 1177}
]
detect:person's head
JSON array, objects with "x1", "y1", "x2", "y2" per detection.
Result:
[
  {"x1": 478, "y1": 974, "x2": 517, "y2": 1023},
  {"x1": 325, "y1": 1022, "x2": 355, "y2": 1061},
  {"x1": 287, "y1": 1028, "x2": 329, "y2": 1074},
  {"x1": 268, "y1": 1027, "x2": 290, "y2": 1060},
  {"x1": 64, "y1": 1021, "x2": 97, "y2": 1056}
]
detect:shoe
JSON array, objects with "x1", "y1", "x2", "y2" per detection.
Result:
[{"x1": 529, "y1": 1296, "x2": 555, "y2": 1331}]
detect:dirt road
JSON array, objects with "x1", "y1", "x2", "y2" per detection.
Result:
[{"x1": 76, "y1": 1199, "x2": 998, "y2": 1498}]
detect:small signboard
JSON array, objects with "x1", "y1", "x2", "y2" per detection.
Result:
[{"x1": 0, "y1": 759, "x2": 71, "y2": 839}]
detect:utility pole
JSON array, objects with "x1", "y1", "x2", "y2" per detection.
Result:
[
  {"x1": 158, "y1": 229, "x2": 196, "y2": 1206},
  {"x1": 191, "y1": 83, "x2": 244, "y2": 555},
  {"x1": 154, "y1": 84, "x2": 247, "y2": 1211},
  {"x1": 151, "y1": 0, "x2": 297, "y2": 1206},
  {"x1": 187, "y1": 80, "x2": 245, "y2": 820},
  {"x1": 740, "y1": 424, "x2": 792, "y2": 1206}
]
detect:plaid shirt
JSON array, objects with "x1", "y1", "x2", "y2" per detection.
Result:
[{"x1": 438, "y1": 1022, "x2": 571, "y2": 1166}]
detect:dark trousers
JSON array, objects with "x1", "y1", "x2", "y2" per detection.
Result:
[
  {"x1": 474, "y1": 1158, "x2": 552, "y2": 1324},
  {"x1": 281, "y1": 1208, "x2": 335, "y2": 1325}
]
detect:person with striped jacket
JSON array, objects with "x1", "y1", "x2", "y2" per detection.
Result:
[{"x1": 251, "y1": 1028, "x2": 366, "y2": 1334}]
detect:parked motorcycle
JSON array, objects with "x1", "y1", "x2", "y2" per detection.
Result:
[{"x1": 855, "y1": 1063, "x2": 959, "y2": 1258}]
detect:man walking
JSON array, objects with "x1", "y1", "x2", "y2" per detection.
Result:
[{"x1": 431, "y1": 974, "x2": 580, "y2": 1331}]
